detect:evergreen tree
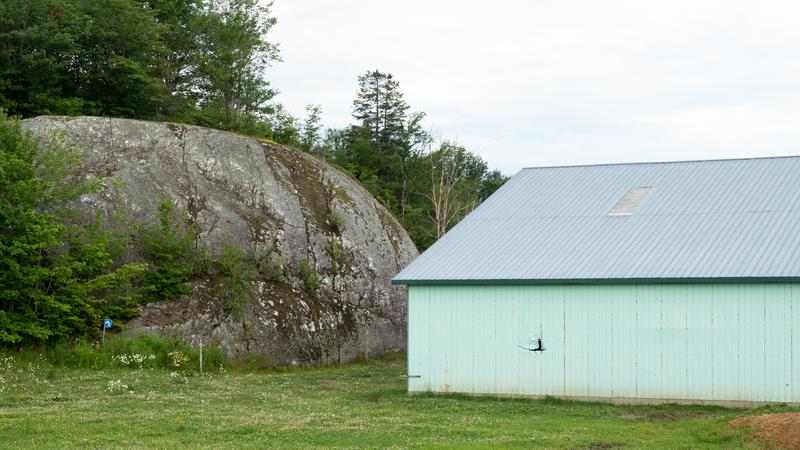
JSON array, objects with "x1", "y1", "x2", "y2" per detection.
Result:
[
  {"x1": 352, "y1": 70, "x2": 409, "y2": 155},
  {"x1": 299, "y1": 104, "x2": 323, "y2": 153}
]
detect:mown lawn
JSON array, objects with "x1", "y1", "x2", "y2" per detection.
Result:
[{"x1": 0, "y1": 357, "x2": 794, "y2": 449}]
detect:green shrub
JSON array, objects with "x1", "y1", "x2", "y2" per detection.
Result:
[
  {"x1": 139, "y1": 199, "x2": 207, "y2": 301},
  {"x1": 254, "y1": 243, "x2": 284, "y2": 282},
  {"x1": 41, "y1": 341, "x2": 102, "y2": 369},
  {"x1": 328, "y1": 238, "x2": 344, "y2": 272},
  {"x1": 0, "y1": 113, "x2": 147, "y2": 345},
  {"x1": 212, "y1": 243, "x2": 258, "y2": 318},
  {"x1": 297, "y1": 260, "x2": 320, "y2": 297},
  {"x1": 328, "y1": 209, "x2": 346, "y2": 234}
]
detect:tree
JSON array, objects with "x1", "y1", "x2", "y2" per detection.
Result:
[
  {"x1": 193, "y1": 0, "x2": 279, "y2": 131},
  {"x1": 267, "y1": 104, "x2": 301, "y2": 147},
  {"x1": 0, "y1": 0, "x2": 167, "y2": 119},
  {"x1": 0, "y1": 0, "x2": 85, "y2": 117},
  {"x1": 146, "y1": 0, "x2": 204, "y2": 118},
  {"x1": 299, "y1": 104, "x2": 323, "y2": 153},
  {"x1": 70, "y1": 0, "x2": 167, "y2": 118},
  {"x1": 0, "y1": 113, "x2": 146, "y2": 344},
  {"x1": 352, "y1": 70, "x2": 409, "y2": 155},
  {"x1": 396, "y1": 111, "x2": 431, "y2": 217},
  {"x1": 479, "y1": 169, "x2": 509, "y2": 202},
  {"x1": 0, "y1": 0, "x2": 286, "y2": 138},
  {"x1": 423, "y1": 142, "x2": 488, "y2": 240},
  {"x1": 139, "y1": 198, "x2": 204, "y2": 301}
]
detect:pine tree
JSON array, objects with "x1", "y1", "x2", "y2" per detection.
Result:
[
  {"x1": 300, "y1": 104, "x2": 323, "y2": 153},
  {"x1": 352, "y1": 70, "x2": 409, "y2": 155}
]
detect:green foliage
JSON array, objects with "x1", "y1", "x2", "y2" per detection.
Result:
[
  {"x1": 0, "y1": 360, "x2": 765, "y2": 448},
  {"x1": 0, "y1": 113, "x2": 146, "y2": 345},
  {"x1": 74, "y1": 0, "x2": 166, "y2": 118},
  {"x1": 0, "y1": 0, "x2": 283, "y2": 139},
  {"x1": 352, "y1": 70, "x2": 409, "y2": 155},
  {"x1": 328, "y1": 209, "x2": 346, "y2": 234},
  {"x1": 139, "y1": 199, "x2": 206, "y2": 301},
  {"x1": 297, "y1": 260, "x2": 319, "y2": 297},
  {"x1": 211, "y1": 243, "x2": 257, "y2": 318},
  {"x1": 254, "y1": 243, "x2": 284, "y2": 282},
  {"x1": 299, "y1": 104, "x2": 323, "y2": 153},
  {"x1": 327, "y1": 71, "x2": 509, "y2": 250},
  {"x1": 328, "y1": 238, "x2": 344, "y2": 272},
  {"x1": 192, "y1": 0, "x2": 279, "y2": 131},
  {"x1": 479, "y1": 169, "x2": 509, "y2": 201},
  {"x1": 265, "y1": 103, "x2": 302, "y2": 147},
  {"x1": 146, "y1": 0, "x2": 205, "y2": 118},
  {"x1": 16, "y1": 333, "x2": 226, "y2": 370},
  {"x1": 0, "y1": 0, "x2": 165, "y2": 118},
  {"x1": 126, "y1": 197, "x2": 262, "y2": 318}
]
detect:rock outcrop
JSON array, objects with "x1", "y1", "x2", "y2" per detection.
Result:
[{"x1": 22, "y1": 116, "x2": 418, "y2": 364}]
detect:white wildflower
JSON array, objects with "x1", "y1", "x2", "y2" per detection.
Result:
[
  {"x1": 107, "y1": 379, "x2": 129, "y2": 394},
  {"x1": 112, "y1": 353, "x2": 156, "y2": 368},
  {"x1": 169, "y1": 371, "x2": 189, "y2": 384},
  {"x1": 168, "y1": 351, "x2": 189, "y2": 368},
  {"x1": 0, "y1": 355, "x2": 15, "y2": 371}
]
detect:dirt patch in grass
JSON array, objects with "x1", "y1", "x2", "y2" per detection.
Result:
[
  {"x1": 358, "y1": 393, "x2": 382, "y2": 403},
  {"x1": 731, "y1": 412, "x2": 800, "y2": 450}
]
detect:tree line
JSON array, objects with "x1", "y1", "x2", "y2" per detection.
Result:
[
  {"x1": 321, "y1": 71, "x2": 507, "y2": 250},
  {"x1": 0, "y1": 0, "x2": 280, "y2": 134},
  {"x1": 0, "y1": 0, "x2": 507, "y2": 251}
]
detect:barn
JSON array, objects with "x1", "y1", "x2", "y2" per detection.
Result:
[{"x1": 392, "y1": 156, "x2": 800, "y2": 406}]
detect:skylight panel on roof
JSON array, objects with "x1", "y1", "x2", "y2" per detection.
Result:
[{"x1": 608, "y1": 186, "x2": 654, "y2": 216}]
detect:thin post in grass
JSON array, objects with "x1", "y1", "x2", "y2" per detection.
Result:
[{"x1": 199, "y1": 338, "x2": 203, "y2": 374}]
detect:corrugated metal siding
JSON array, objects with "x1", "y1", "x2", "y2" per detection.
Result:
[
  {"x1": 394, "y1": 156, "x2": 800, "y2": 283},
  {"x1": 407, "y1": 284, "x2": 800, "y2": 404}
]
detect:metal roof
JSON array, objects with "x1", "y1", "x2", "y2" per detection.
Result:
[{"x1": 393, "y1": 155, "x2": 800, "y2": 284}]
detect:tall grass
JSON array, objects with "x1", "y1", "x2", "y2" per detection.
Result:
[{"x1": 3, "y1": 334, "x2": 226, "y2": 371}]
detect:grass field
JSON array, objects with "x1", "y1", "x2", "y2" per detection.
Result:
[{"x1": 0, "y1": 355, "x2": 795, "y2": 449}]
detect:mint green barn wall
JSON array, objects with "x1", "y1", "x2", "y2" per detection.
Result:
[{"x1": 407, "y1": 284, "x2": 800, "y2": 404}]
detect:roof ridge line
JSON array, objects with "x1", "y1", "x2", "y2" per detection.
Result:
[{"x1": 521, "y1": 154, "x2": 800, "y2": 171}]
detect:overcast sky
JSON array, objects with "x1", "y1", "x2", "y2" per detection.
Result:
[{"x1": 268, "y1": 1, "x2": 800, "y2": 175}]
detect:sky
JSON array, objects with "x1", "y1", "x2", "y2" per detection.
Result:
[{"x1": 267, "y1": 0, "x2": 800, "y2": 175}]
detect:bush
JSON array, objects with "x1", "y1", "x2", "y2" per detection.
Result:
[
  {"x1": 297, "y1": 260, "x2": 320, "y2": 297},
  {"x1": 328, "y1": 209, "x2": 346, "y2": 234},
  {"x1": 254, "y1": 243, "x2": 284, "y2": 282},
  {"x1": 139, "y1": 198, "x2": 207, "y2": 301},
  {"x1": 0, "y1": 113, "x2": 147, "y2": 345},
  {"x1": 211, "y1": 243, "x2": 258, "y2": 318},
  {"x1": 328, "y1": 238, "x2": 344, "y2": 272}
]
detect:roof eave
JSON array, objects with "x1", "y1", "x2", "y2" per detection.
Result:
[{"x1": 391, "y1": 277, "x2": 800, "y2": 286}]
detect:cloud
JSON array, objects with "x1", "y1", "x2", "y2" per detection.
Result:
[{"x1": 268, "y1": 0, "x2": 800, "y2": 174}]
